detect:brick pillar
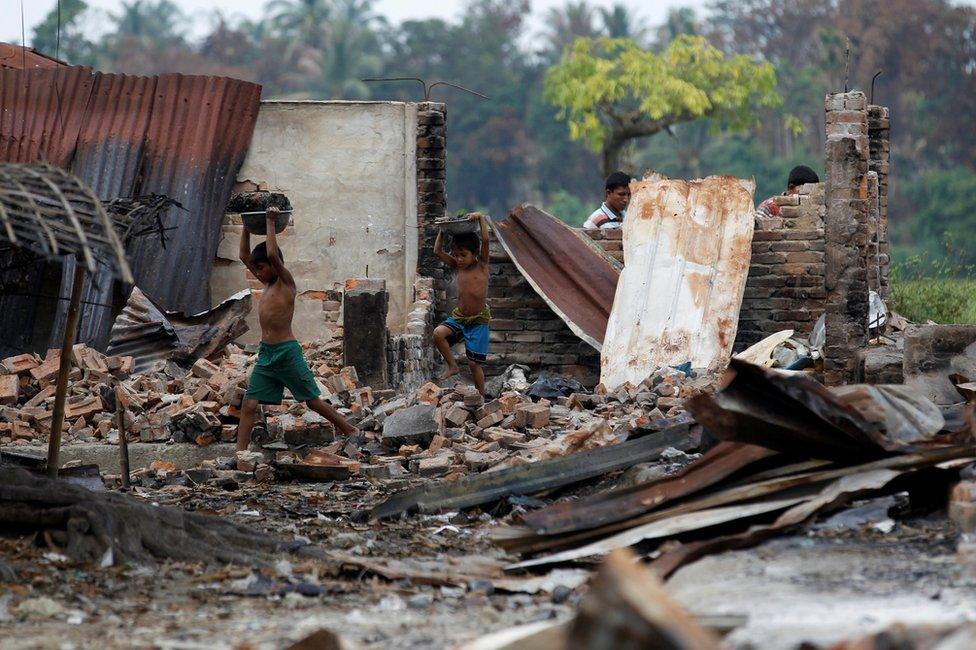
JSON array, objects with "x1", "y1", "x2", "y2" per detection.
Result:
[
  {"x1": 343, "y1": 278, "x2": 389, "y2": 389},
  {"x1": 868, "y1": 105, "x2": 890, "y2": 298},
  {"x1": 415, "y1": 102, "x2": 450, "y2": 322},
  {"x1": 866, "y1": 171, "x2": 881, "y2": 294},
  {"x1": 824, "y1": 91, "x2": 870, "y2": 386}
]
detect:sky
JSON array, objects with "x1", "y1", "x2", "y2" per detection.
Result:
[{"x1": 1, "y1": 0, "x2": 711, "y2": 45}]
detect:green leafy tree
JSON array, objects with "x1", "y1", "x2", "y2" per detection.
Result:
[
  {"x1": 544, "y1": 35, "x2": 782, "y2": 175},
  {"x1": 111, "y1": 0, "x2": 186, "y2": 46},
  {"x1": 31, "y1": 0, "x2": 95, "y2": 65}
]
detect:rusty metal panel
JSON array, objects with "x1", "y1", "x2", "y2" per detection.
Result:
[
  {"x1": 600, "y1": 174, "x2": 755, "y2": 389},
  {"x1": 129, "y1": 74, "x2": 262, "y2": 314},
  {"x1": 0, "y1": 43, "x2": 65, "y2": 70},
  {"x1": 493, "y1": 204, "x2": 620, "y2": 350},
  {"x1": 0, "y1": 64, "x2": 261, "y2": 350},
  {"x1": 73, "y1": 73, "x2": 158, "y2": 198},
  {"x1": 517, "y1": 442, "x2": 775, "y2": 540},
  {"x1": 0, "y1": 67, "x2": 93, "y2": 166}
]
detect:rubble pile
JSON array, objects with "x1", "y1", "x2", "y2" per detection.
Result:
[
  {"x1": 1, "y1": 339, "x2": 712, "y2": 489},
  {"x1": 0, "y1": 339, "x2": 342, "y2": 448}
]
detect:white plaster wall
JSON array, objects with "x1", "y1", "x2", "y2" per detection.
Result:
[{"x1": 211, "y1": 101, "x2": 419, "y2": 342}]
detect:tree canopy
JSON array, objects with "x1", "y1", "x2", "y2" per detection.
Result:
[
  {"x1": 544, "y1": 35, "x2": 781, "y2": 174},
  {"x1": 20, "y1": 0, "x2": 976, "y2": 266}
]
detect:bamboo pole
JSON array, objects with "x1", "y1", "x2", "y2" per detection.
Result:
[
  {"x1": 115, "y1": 385, "x2": 131, "y2": 489},
  {"x1": 46, "y1": 262, "x2": 86, "y2": 477}
]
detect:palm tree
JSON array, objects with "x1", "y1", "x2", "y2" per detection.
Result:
[
  {"x1": 112, "y1": 0, "x2": 186, "y2": 47},
  {"x1": 656, "y1": 7, "x2": 699, "y2": 45},
  {"x1": 599, "y1": 4, "x2": 648, "y2": 42},
  {"x1": 267, "y1": 0, "x2": 331, "y2": 52},
  {"x1": 320, "y1": 0, "x2": 388, "y2": 98},
  {"x1": 543, "y1": 1, "x2": 599, "y2": 58}
]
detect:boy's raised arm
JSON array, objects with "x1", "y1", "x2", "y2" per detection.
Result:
[
  {"x1": 239, "y1": 226, "x2": 258, "y2": 276},
  {"x1": 265, "y1": 207, "x2": 295, "y2": 287},
  {"x1": 434, "y1": 229, "x2": 457, "y2": 267},
  {"x1": 476, "y1": 213, "x2": 490, "y2": 264}
]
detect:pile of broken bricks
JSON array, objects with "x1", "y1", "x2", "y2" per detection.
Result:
[
  {"x1": 240, "y1": 365, "x2": 712, "y2": 485},
  {"x1": 1, "y1": 335, "x2": 711, "y2": 487},
  {"x1": 0, "y1": 339, "x2": 345, "y2": 448}
]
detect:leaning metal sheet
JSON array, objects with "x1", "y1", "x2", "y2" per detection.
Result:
[
  {"x1": 600, "y1": 174, "x2": 755, "y2": 389},
  {"x1": 492, "y1": 204, "x2": 619, "y2": 351}
]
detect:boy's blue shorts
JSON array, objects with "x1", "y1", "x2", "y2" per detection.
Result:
[{"x1": 442, "y1": 317, "x2": 489, "y2": 363}]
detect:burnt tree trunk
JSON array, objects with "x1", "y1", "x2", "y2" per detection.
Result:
[{"x1": 0, "y1": 468, "x2": 313, "y2": 567}]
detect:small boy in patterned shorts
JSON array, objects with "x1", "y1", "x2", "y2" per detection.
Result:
[{"x1": 432, "y1": 213, "x2": 491, "y2": 394}]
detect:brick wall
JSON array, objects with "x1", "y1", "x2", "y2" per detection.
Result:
[
  {"x1": 484, "y1": 234, "x2": 602, "y2": 384},
  {"x1": 415, "y1": 102, "x2": 450, "y2": 324},
  {"x1": 735, "y1": 183, "x2": 826, "y2": 350},
  {"x1": 580, "y1": 228, "x2": 625, "y2": 263},
  {"x1": 387, "y1": 277, "x2": 438, "y2": 392}
]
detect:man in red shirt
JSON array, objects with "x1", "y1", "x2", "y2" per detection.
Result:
[{"x1": 757, "y1": 165, "x2": 820, "y2": 218}]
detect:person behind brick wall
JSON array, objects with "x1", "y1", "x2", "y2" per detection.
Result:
[
  {"x1": 757, "y1": 165, "x2": 820, "y2": 218},
  {"x1": 235, "y1": 207, "x2": 358, "y2": 467},
  {"x1": 431, "y1": 213, "x2": 491, "y2": 394},
  {"x1": 582, "y1": 171, "x2": 632, "y2": 229}
]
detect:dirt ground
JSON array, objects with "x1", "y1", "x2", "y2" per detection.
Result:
[{"x1": 2, "y1": 470, "x2": 976, "y2": 649}]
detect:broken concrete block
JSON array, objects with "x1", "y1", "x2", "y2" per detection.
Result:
[
  {"x1": 2, "y1": 354, "x2": 38, "y2": 375},
  {"x1": 444, "y1": 403, "x2": 470, "y2": 427},
  {"x1": 398, "y1": 444, "x2": 421, "y2": 457},
  {"x1": 382, "y1": 403, "x2": 439, "y2": 448},
  {"x1": 415, "y1": 455, "x2": 452, "y2": 477},
  {"x1": 0, "y1": 375, "x2": 18, "y2": 406},
  {"x1": 482, "y1": 427, "x2": 526, "y2": 448},
  {"x1": 282, "y1": 411, "x2": 336, "y2": 447},
  {"x1": 191, "y1": 358, "x2": 220, "y2": 379},
  {"x1": 950, "y1": 480, "x2": 976, "y2": 534},
  {"x1": 456, "y1": 384, "x2": 483, "y2": 407},
  {"x1": 29, "y1": 356, "x2": 61, "y2": 383},
  {"x1": 904, "y1": 325, "x2": 976, "y2": 405},
  {"x1": 476, "y1": 410, "x2": 504, "y2": 429},
  {"x1": 475, "y1": 400, "x2": 502, "y2": 421},
  {"x1": 416, "y1": 382, "x2": 442, "y2": 406},
  {"x1": 516, "y1": 403, "x2": 551, "y2": 429},
  {"x1": 236, "y1": 450, "x2": 264, "y2": 472},
  {"x1": 64, "y1": 396, "x2": 103, "y2": 421}
]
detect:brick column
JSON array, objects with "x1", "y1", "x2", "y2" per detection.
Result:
[
  {"x1": 868, "y1": 105, "x2": 891, "y2": 298},
  {"x1": 415, "y1": 102, "x2": 450, "y2": 321},
  {"x1": 866, "y1": 171, "x2": 881, "y2": 295},
  {"x1": 824, "y1": 91, "x2": 870, "y2": 386},
  {"x1": 343, "y1": 278, "x2": 389, "y2": 389}
]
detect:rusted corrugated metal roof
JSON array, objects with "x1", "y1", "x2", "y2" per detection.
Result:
[
  {"x1": 600, "y1": 174, "x2": 755, "y2": 389},
  {"x1": 130, "y1": 74, "x2": 262, "y2": 313},
  {"x1": 0, "y1": 66, "x2": 94, "y2": 166},
  {"x1": 0, "y1": 64, "x2": 261, "y2": 352},
  {"x1": 0, "y1": 43, "x2": 65, "y2": 70},
  {"x1": 492, "y1": 204, "x2": 620, "y2": 351}
]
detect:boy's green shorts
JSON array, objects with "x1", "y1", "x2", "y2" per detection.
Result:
[{"x1": 243, "y1": 340, "x2": 321, "y2": 404}]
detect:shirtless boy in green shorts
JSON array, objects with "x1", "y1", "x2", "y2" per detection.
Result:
[{"x1": 236, "y1": 207, "x2": 358, "y2": 465}]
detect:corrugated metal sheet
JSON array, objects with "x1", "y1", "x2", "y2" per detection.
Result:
[
  {"x1": 131, "y1": 74, "x2": 262, "y2": 314},
  {"x1": 0, "y1": 64, "x2": 261, "y2": 352},
  {"x1": 492, "y1": 204, "x2": 620, "y2": 351},
  {"x1": 0, "y1": 66, "x2": 93, "y2": 166},
  {"x1": 0, "y1": 43, "x2": 65, "y2": 70},
  {"x1": 600, "y1": 174, "x2": 756, "y2": 390}
]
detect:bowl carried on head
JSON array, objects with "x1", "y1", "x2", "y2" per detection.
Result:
[
  {"x1": 228, "y1": 191, "x2": 293, "y2": 235},
  {"x1": 435, "y1": 212, "x2": 485, "y2": 235}
]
